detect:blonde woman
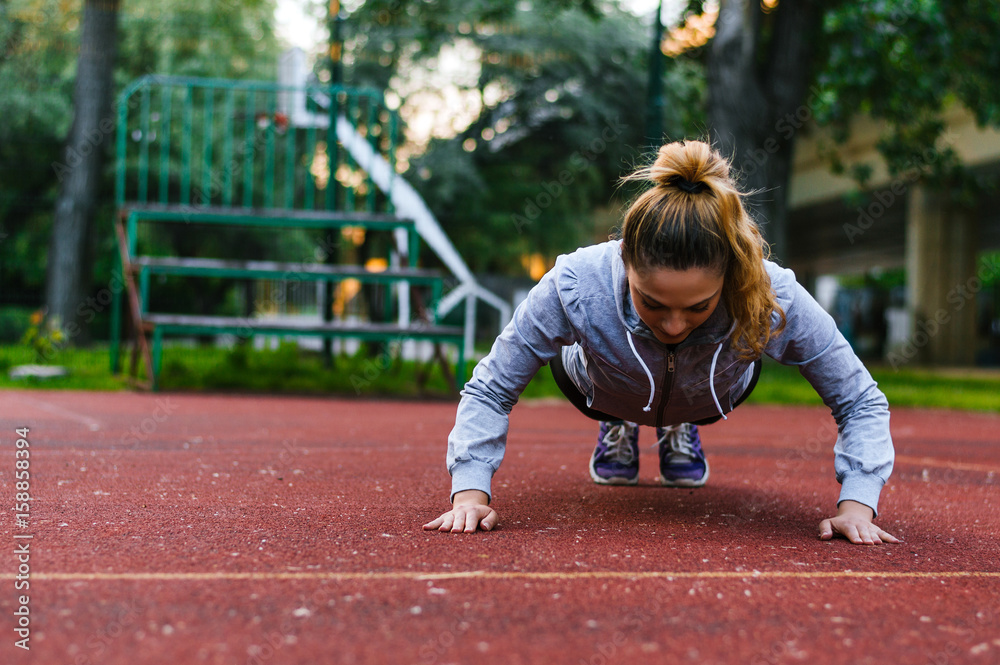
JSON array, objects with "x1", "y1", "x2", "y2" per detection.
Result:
[{"x1": 425, "y1": 140, "x2": 898, "y2": 545}]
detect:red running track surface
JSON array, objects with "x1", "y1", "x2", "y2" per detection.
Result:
[{"x1": 1, "y1": 389, "x2": 999, "y2": 665}]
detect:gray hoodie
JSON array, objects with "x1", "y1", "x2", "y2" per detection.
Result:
[{"x1": 447, "y1": 240, "x2": 893, "y2": 514}]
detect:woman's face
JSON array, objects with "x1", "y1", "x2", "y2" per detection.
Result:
[{"x1": 626, "y1": 265, "x2": 725, "y2": 345}]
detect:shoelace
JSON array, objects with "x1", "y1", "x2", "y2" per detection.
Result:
[
  {"x1": 602, "y1": 424, "x2": 636, "y2": 465},
  {"x1": 658, "y1": 425, "x2": 694, "y2": 461}
]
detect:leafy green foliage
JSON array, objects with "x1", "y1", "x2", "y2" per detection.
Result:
[
  {"x1": 341, "y1": 0, "x2": 703, "y2": 274},
  {"x1": 1, "y1": 1, "x2": 78, "y2": 302},
  {"x1": 117, "y1": 0, "x2": 280, "y2": 81},
  {"x1": 0, "y1": 0, "x2": 283, "y2": 324},
  {"x1": 19, "y1": 308, "x2": 65, "y2": 363},
  {"x1": 0, "y1": 306, "x2": 34, "y2": 343},
  {"x1": 817, "y1": 0, "x2": 1000, "y2": 195},
  {"x1": 6, "y1": 0, "x2": 996, "y2": 349}
]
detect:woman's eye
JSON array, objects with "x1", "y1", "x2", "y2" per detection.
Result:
[
  {"x1": 642, "y1": 299, "x2": 662, "y2": 310},
  {"x1": 690, "y1": 305, "x2": 710, "y2": 313}
]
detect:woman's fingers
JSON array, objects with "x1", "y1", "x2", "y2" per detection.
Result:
[
  {"x1": 424, "y1": 505, "x2": 498, "y2": 533},
  {"x1": 479, "y1": 509, "x2": 498, "y2": 531}
]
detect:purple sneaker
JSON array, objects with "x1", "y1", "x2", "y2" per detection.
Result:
[
  {"x1": 589, "y1": 421, "x2": 639, "y2": 485},
  {"x1": 657, "y1": 423, "x2": 709, "y2": 487}
]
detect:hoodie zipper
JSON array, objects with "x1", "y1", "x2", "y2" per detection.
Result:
[{"x1": 654, "y1": 349, "x2": 675, "y2": 429}]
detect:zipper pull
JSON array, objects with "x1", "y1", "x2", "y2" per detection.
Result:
[{"x1": 667, "y1": 352, "x2": 675, "y2": 372}]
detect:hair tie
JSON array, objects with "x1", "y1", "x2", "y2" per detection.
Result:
[{"x1": 670, "y1": 176, "x2": 708, "y2": 194}]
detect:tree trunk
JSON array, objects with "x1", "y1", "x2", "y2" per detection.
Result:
[
  {"x1": 706, "y1": 0, "x2": 823, "y2": 259},
  {"x1": 45, "y1": 0, "x2": 120, "y2": 343}
]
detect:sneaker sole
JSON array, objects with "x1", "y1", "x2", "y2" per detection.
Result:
[
  {"x1": 658, "y1": 461, "x2": 709, "y2": 488},
  {"x1": 589, "y1": 457, "x2": 638, "y2": 485}
]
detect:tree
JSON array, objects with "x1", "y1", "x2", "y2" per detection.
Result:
[
  {"x1": 340, "y1": 0, "x2": 703, "y2": 275},
  {"x1": 670, "y1": 0, "x2": 1000, "y2": 364},
  {"x1": 815, "y1": 0, "x2": 1000, "y2": 365},
  {"x1": 0, "y1": 1, "x2": 80, "y2": 311},
  {"x1": 703, "y1": 0, "x2": 827, "y2": 256},
  {"x1": 46, "y1": 0, "x2": 121, "y2": 342},
  {"x1": 815, "y1": 0, "x2": 1000, "y2": 193},
  {"x1": 0, "y1": 0, "x2": 283, "y2": 342},
  {"x1": 676, "y1": 0, "x2": 1000, "y2": 259}
]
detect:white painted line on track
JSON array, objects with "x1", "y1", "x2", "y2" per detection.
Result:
[
  {"x1": 1, "y1": 394, "x2": 102, "y2": 431},
  {"x1": 7, "y1": 570, "x2": 1000, "y2": 582}
]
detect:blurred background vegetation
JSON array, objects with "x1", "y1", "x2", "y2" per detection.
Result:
[
  {"x1": 1, "y1": 0, "x2": 284, "y2": 337},
  {"x1": 1, "y1": 0, "x2": 703, "y2": 345},
  {"x1": 1, "y1": 0, "x2": 999, "y2": 403}
]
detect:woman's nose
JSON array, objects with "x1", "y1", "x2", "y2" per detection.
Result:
[{"x1": 661, "y1": 314, "x2": 686, "y2": 337}]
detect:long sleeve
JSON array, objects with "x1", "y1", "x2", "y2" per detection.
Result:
[
  {"x1": 764, "y1": 264, "x2": 894, "y2": 515},
  {"x1": 446, "y1": 261, "x2": 583, "y2": 501}
]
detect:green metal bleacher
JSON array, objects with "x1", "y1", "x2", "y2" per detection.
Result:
[{"x1": 109, "y1": 76, "x2": 464, "y2": 391}]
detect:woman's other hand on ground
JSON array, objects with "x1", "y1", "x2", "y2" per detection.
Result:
[
  {"x1": 819, "y1": 500, "x2": 900, "y2": 544},
  {"x1": 423, "y1": 490, "x2": 498, "y2": 533}
]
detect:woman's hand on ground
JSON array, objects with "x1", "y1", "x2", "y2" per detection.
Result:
[
  {"x1": 818, "y1": 500, "x2": 900, "y2": 544},
  {"x1": 423, "y1": 490, "x2": 498, "y2": 533}
]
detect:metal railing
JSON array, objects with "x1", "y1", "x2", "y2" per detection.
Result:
[
  {"x1": 109, "y1": 75, "x2": 437, "y2": 381},
  {"x1": 114, "y1": 75, "x2": 399, "y2": 214}
]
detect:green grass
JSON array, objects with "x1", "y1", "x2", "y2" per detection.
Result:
[
  {"x1": 0, "y1": 344, "x2": 133, "y2": 391},
  {"x1": 743, "y1": 361, "x2": 825, "y2": 407},
  {"x1": 0, "y1": 343, "x2": 998, "y2": 412},
  {"x1": 866, "y1": 366, "x2": 1000, "y2": 411},
  {"x1": 154, "y1": 342, "x2": 457, "y2": 397},
  {"x1": 0, "y1": 342, "x2": 457, "y2": 397},
  {"x1": 744, "y1": 359, "x2": 1000, "y2": 412}
]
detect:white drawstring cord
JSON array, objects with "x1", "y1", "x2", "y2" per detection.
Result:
[
  {"x1": 708, "y1": 341, "x2": 728, "y2": 421},
  {"x1": 627, "y1": 330, "x2": 656, "y2": 412}
]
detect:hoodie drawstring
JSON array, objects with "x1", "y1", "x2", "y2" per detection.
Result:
[
  {"x1": 708, "y1": 341, "x2": 728, "y2": 421},
  {"x1": 627, "y1": 330, "x2": 656, "y2": 412},
  {"x1": 627, "y1": 332, "x2": 729, "y2": 421}
]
